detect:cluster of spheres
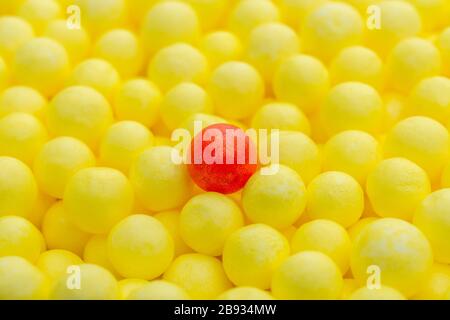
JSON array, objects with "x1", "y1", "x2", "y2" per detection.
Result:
[{"x1": 1, "y1": 0, "x2": 450, "y2": 300}]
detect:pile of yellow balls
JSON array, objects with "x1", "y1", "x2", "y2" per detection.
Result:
[{"x1": 1, "y1": 0, "x2": 450, "y2": 301}]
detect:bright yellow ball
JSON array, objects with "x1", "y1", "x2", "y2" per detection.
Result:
[
  {"x1": 64, "y1": 167, "x2": 134, "y2": 234},
  {"x1": 83, "y1": 235, "x2": 120, "y2": 279},
  {"x1": 271, "y1": 251, "x2": 343, "y2": 300},
  {"x1": 307, "y1": 171, "x2": 364, "y2": 228},
  {"x1": 50, "y1": 263, "x2": 118, "y2": 300},
  {"x1": 181, "y1": 0, "x2": 228, "y2": 31},
  {"x1": 201, "y1": 31, "x2": 242, "y2": 68},
  {"x1": 0, "y1": 256, "x2": 48, "y2": 300},
  {"x1": 0, "y1": 112, "x2": 48, "y2": 165},
  {"x1": 148, "y1": 43, "x2": 209, "y2": 93},
  {"x1": 387, "y1": 38, "x2": 441, "y2": 93},
  {"x1": 164, "y1": 253, "x2": 232, "y2": 299},
  {"x1": 140, "y1": 1, "x2": 200, "y2": 55},
  {"x1": 323, "y1": 130, "x2": 381, "y2": 184},
  {"x1": 45, "y1": 86, "x2": 113, "y2": 149},
  {"x1": 18, "y1": 0, "x2": 62, "y2": 34},
  {"x1": 217, "y1": 287, "x2": 274, "y2": 300},
  {"x1": 0, "y1": 215, "x2": 44, "y2": 263},
  {"x1": 37, "y1": 249, "x2": 83, "y2": 283},
  {"x1": 222, "y1": 224, "x2": 290, "y2": 289},
  {"x1": 117, "y1": 279, "x2": 148, "y2": 299},
  {"x1": 94, "y1": 29, "x2": 143, "y2": 78},
  {"x1": 42, "y1": 201, "x2": 90, "y2": 256},
  {"x1": 127, "y1": 280, "x2": 191, "y2": 300},
  {"x1": 180, "y1": 192, "x2": 244, "y2": 256},
  {"x1": 108, "y1": 214, "x2": 174, "y2": 280},
  {"x1": 383, "y1": 116, "x2": 450, "y2": 182},
  {"x1": 130, "y1": 146, "x2": 193, "y2": 212},
  {"x1": 0, "y1": 156, "x2": 37, "y2": 219},
  {"x1": 348, "y1": 286, "x2": 406, "y2": 300},
  {"x1": 0, "y1": 16, "x2": 34, "y2": 62},
  {"x1": 351, "y1": 218, "x2": 433, "y2": 297},
  {"x1": 413, "y1": 264, "x2": 450, "y2": 300},
  {"x1": 99, "y1": 121, "x2": 153, "y2": 174},
  {"x1": 154, "y1": 210, "x2": 192, "y2": 257},
  {"x1": 0, "y1": 86, "x2": 46, "y2": 119},
  {"x1": 273, "y1": 54, "x2": 329, "y2": 115},
  {"x1": 437, "y1": 27, "x2": 450, "y2": 76},
  {"x1": 160, "y1": 82, "x2": 213, "y2": 131},
  {"x1": 280, "y1": 0, "x2": 325, "y2": 29},
  {"x1": 291, "y1": 219, "x2": 351, "y2": 274},
  {"x1": 367, "y1": 158, "x2": 430, "y2": 220},
  {"x1": 414, "y1": 189, "x2": 450, "y2": 264},
  {"x1": 12, "y1": 37, "x2": 70, "y2": 97},
  {"x1": 34, "y1": 136, "x2": 96, "y2": 198},
  {"x1": 348, "y1": 217, "x2": 378, "y2": 242},
  {"x1": 113, "y1": 78, "x2": 161, "y2": 128},
  {"x1": 242, "y1": 165, "x2": 306, "y2": 229}
]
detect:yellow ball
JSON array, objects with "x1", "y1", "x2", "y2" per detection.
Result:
[
  {"x1": 307, "y1": 171, "x2": 364, "y2": 228},
  {"x1": 180, "y1": 192, "x2": 244, "y2": 256},
  {"x1": 414, "y1": 189, "x2": 450, "y2": 264},
  {"x1": 242, "y1": 165, "x2": 306, "y2": 229},
  {"x1": 0, "y1": 112, "x2": 48, "y2": 166},
  {"x1": 37, "y1": 249, "x2": 83, "y2": 283},
  {"x1": 348, "y1": 217, "x2": 378, "y2": 242},
  {"x1": 181, "y1": 0, "x2": 228, "y2": 31},
  {"x1": 222, "y1": 224, "x2": 290, "y2": 289},
  {"x1": 113, "y1": 78, "x2": 161, "y2": 128},
  {"x1": 117, "y1": 279, "x2": 148, "y2": 299},
  {"x1": 99, "y1": 121, "x2": 153, "y2": 174},
  {"x1": 0, "y1": 256, "x2": 48, "y2": 300},
  {"x1": 0, "y1": 215, "x2": 44, "y2": 263},
  {"x1": 348, "y1": 286, "x2": 406, "y2": 300},
  {"x1": 83, "y1": 234, "x2": 120, "y2": 279},
  {"x1": 0, "y1": 156, "x2": 37, "y2": 219},
  {"x1": 127, "y1": 0, "x2": 159, "y2": 26},
  {"x1": 44, "y1": 19, "x2": 90, "y2": 64},
  {"x1": 64, "y1": 167, "x2": 134, "y2": 234},
  {"x1": 18, "y1": 0, "x2": 62, "y2": 34},
  {"x1": 0, "y1": 16, "x2": 34, "y2": 62},
  {"x1": 0, "y1": 86, "x2": 46, "y2": 119},
  {"x1": 367, "y1": 158, "x2": 430, "y2": 220},
  {"x1": 148, "y1": 43, "x2": 209, "y2": 93},
  {"x1": 12, "y1": 37, "x2": 70, "y2": 97},
  {"x1": 271, "y1": 251, "x2": 343, "y2": 300},
  {"x1": 291, "y1": 220, "x2": 351, "y2": 274},
  {"x1": 330, "y1": 46, "x2": 384, "y2": 89},
  {"x1": 160, "y1": 82, "x2": 213, "y2": 131},
  {"x1": 302, "y1": 2, "x2": 363, "y2": 62},
  {"x1": 208, "y1": 61, "x2": 264, "y2": 120},
  {"x1": 406, "y1": 0, "x2": 450, "y2": 31},
  {"x1": 127, "y1": 280, "x2": 191, "y2": 300},
  {"x1": 408, "y1": 76, "x2": 450, "y2": 124},
  {"x1": 50, "y1": 263, "x2": 119, "y2": 300},
  {"x1": 42, "y1": 202, "x2": 90, "y2": 256},
  {"x1": 246, "y1": 22, "x2": 300, "y2": 83},
  {"x1": 108, "y1": 214, "x2": 174, "y2": 280},
  {"x1": 0, "y1": 56, "x2": 8, "y2": 90},
  {"x1": 387, "y1": 38, "x2": 441, "y2": 93},
  {"x1": 140, "y1": 1, "x2": 200, "y2": 55},
  {"x1": 34, "y1": 136, "x2": 96, "y2": 198},
  {"x1": 273, "y1": 54, "x2": 329, "y2": 115},
  {"x1": 351, "y1": 218, "x2": 433, "y2": 297},
  {"x1": 68, "y1": 58, "x2": 121, "y2": 101},
  {"x1": 323, "y1": 130, "x2": 381, "y2": 184},
  {"x1": 130, "y1": 146, "x2": 193, "y2": 212},
  {"x1": 201, "y1": 31, "x2": 242, "y2": 68},
  {"x1": 94, "y1": 29, "x2": 143, "y2": 78},
  {"x1": 437, "y1": 27, "x2": 450, "y2": 76},
  {"x1": 154, "y1": 210, "x2": 192, "y2": 257},
  {"x1": 180, "y1": 112, "x2": 227, "y2": 136},
  {"x1": 217, "y1": 287, "x2": 274, "y2": 300},
  {"x1": 413, "y1": 264, "x2": 450, "y2": 300},
  {"x1": 45, "y1": 86, "x2": 113, "y2": 149},
  {"x1": 280, "y1": 0, "x2": 326, "y2": 29},
  {"x1": 164, "y1": 253, "x2": 232, "y2": 299},
  {"x1": 365, "y1": 1, "x2": 422, "y2": 58},
  {"x1": 321, "y1": 82, "x2": 384, "y2": 137},
  {"x1": 383, "y1": 116, "x2": 450, "y2": 182}
]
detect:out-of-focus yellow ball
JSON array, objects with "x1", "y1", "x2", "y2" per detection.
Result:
[
  {"x1": 154, "y1": 210, "x2": 192, "y2": 257},
  {"x1": 83, "y1": 234, "x2": 120, "y2": 279},
  {"x1": 438, "y1": 27, "x2": 450, "y2": 76},
  {"x1": 201, "y1": 31, "x2": 242, "y2": 68},
  {"x1": 127, "y1": 0, "x2": 159, "y2": 26},
  {"x1": 383, "y1": 116, "x2": 449, "y2": 182},
  {"x1": 0, "y1": 16, "x2": 34, "y2": 62},
  {"x1": 117, "y1": 279, "x2": 148, "y2": 299},
  {"x1": 271, "y1": 251, "x2": 343, "y2": 300},
  {"x1": 37, "y1": 249, "x2": 83, "y2": 283},
  {"x1": 0, "y1": 56, "x2": 7, "y2": 90},
  {"x1": 413, "y1": 264, "x2": 450, "y2": 300},
  {"x1": 351, "y1": 218, "x2": 433, "y2": 297},
  {"x1": 45, "y1": 86, "x2": 113, "y2": 149},
  {"x1": 164, "y1": 253, "x2": 232, "y2": 299},
  {"x1": 99, "y1": 121, "x2": 153, "y2": 174},
  {"x1": 64, "y1": 167, "x2": 134, "y2": 234},
  {"x1": 18, "y1": 0, "x2": 62, "y2": 34},
  {"x1": 222, "y1": 224, "x2": 290, "y2": 289},
  {"x1": 34, "y1": 137, "x2": 96, "y2": 198},
  {"x1": 0, "y1": 256, "x2": 48, "y2": 300},
  {"x1": 217, "y1": 287, "x2": 273, "y2": 300},
  {"x1": 0, "y1": 156, "x2": 37, "y2": 219},
  {"x1": 405, "y1": 0, "x2": 450, "y2": 31},
  {"x1": 181, "y1": 0, "x2": 228, "y2": 31},
  {"x1": 108, "y1": 214, "x2": 174, "y2": 280},
  {"x1": 280, "y1": 0, "x2": 325, "y2": 29},
  {"x1": 0, "y1": 215, "x2": 44, "y2": 263},
  {"x1": 127, "y1": 280, "x2": 191, "y2": 300},
  {"x1": 348, "y1": 286, "x2": 406, "y2": 300},
  {"x1": 12, "y1": 37, "x2": 70, "y2": 97},
  {"x1": 0, "y1": 86, "x2": 46, "y2": 119}
]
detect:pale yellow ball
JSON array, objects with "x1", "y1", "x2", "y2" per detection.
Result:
[
  {"x1": 405, "y1": 0, "x2": 450, "y2": 31},
  {"x1": 18, "y1": 0, "x2": 62, "y2": 34},
  {"x1": 154, "y1": 210, "x2": 192, "y2": 257},
  {"x1": 128, "y1": 280, "x2": 191, "y2": 300},
  {"x1": 201, "y1": 31, "x2": 242, "y2": 68},
  {"x1": 0, "y1": 16, "x2": 34, "y2": 62},
  {"x1": 0, "y1": 86, "x2": 47, "y2": 119},
  {"x1": 348, "y1": 286, "x2": 406, "y2": 300},
  {"x1": 280, "y1": 0, "x2": 326, "y2": 29},
  {"x1": 217, "y1": 287, "x2": 273, "y2": 300},
  {"x1": 37, "y1": 249, "x2": 83, "y2": 283},
  {"x1": 413, "y1": 264, "x2": 450, "y2": 300}
]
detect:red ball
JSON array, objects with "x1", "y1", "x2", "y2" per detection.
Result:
[{"x1": 187, "y1": 123, "x2": 258, "y2": 194}]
